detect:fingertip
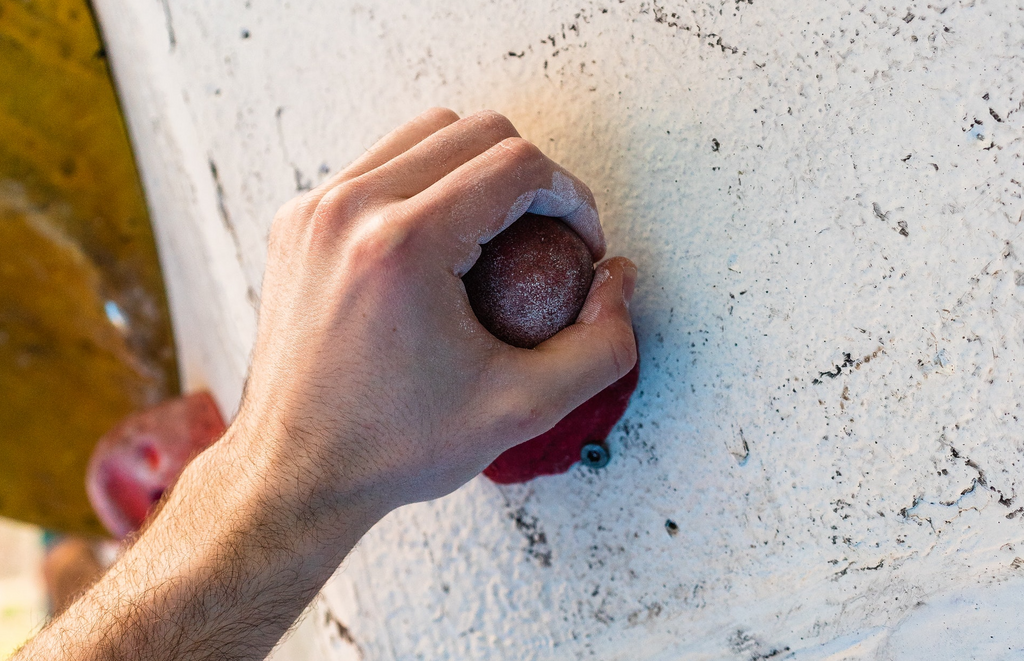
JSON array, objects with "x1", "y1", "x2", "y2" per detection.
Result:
[
  {"x1": 574, "y1": 263, "x2": 611, "y2": 326},
  {"x1": 577, "y1": 257, "x2": 638, "y2": 377},
  {"x1": 577, "y1": 257, "x2": 636, "y2": 326},
  {"x1": 619, "y1": 258, "x2": 637, "y2": 307}
]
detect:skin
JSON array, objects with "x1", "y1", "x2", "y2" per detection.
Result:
[{"x1": 14, "y1": 108, "x2": 637, "y2": 661}]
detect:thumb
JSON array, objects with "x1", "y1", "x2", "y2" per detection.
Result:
[{"x1": 501, "y1": 256, "x2": 638, "y2": 440}]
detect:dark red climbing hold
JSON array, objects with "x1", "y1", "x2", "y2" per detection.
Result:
[{"x1": 483, "y1": 354, "x2": 640, "y2": 484}]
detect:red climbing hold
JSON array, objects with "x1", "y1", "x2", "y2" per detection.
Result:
[
  {"x1": 86, "y1": 392, "x2": 226, "y2": 538},
  {"x1": 483, "y1": 355, "x2": 640, "y2": 484}
]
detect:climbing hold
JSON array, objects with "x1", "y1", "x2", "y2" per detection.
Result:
[
  {"x1": 463, "y1": 213, "x2": 594, "y2": 349},
  {"x1": 483, "y1": 355, "x2": 639, "y2": 484},
  {"x1": 85, "y1": 392, "x2": 226, "y2": 538}
]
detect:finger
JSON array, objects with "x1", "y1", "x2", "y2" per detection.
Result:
[
  {"x1": 286, "y1": 108, "x2": 461, "y2": 233},
  {"x1": 319, "y1": 107, "x2": 461, "y2": 194},
  {"x1": 496, "y1": 257, "x2": 637, "y2": 442},
  {"x1": 367, "y1": 110, "x2": 520, "y2": 198},
  {"x1": 404, "y1": 137, "x2": 606, "y2": 275}
]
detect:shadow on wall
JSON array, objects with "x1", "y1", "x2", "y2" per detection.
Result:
[{"x1": 491, "y1": 69, "x2": 710, "y2": 437}]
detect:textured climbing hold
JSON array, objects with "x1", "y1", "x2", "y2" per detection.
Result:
[{"x1": 463, "y1": 213, "x2": 594, "y2": 349}]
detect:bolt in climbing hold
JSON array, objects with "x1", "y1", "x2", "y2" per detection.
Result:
[{"x1": 580, "y1": 443, "x2": 610, "y2": 469}]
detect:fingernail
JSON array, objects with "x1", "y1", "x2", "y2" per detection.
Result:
[{"x1": 622, "y1": 262, "x2": 637, "y2": 307}]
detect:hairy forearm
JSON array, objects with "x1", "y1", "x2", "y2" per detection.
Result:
[{"x1": 16, "y1": 425, "x2": 381, "y2": 661}]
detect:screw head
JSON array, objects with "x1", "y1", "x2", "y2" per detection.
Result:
[{"x1": 580, "y1": 443, "x2": 610, "y2": 469}]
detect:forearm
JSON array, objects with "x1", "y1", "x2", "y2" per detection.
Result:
[{"x1": 16, "y1": 425, "x2": 381, "y2": 661}]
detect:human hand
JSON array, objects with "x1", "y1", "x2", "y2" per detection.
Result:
[
  {"x1": 236, "y1": 107, "x2": 638, "y2": 520},
  {"x1": 13, "y1": 109, "x2": 638, "y2": 661}
]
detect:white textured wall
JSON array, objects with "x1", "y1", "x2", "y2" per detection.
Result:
[
  {"x1": 0, "y1": 518, "x2": 45, "y2": 657},
  {"x1": 93, "y1": 1, "x2": 1024, "y2": 658}
]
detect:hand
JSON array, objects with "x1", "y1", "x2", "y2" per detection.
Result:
[
  {"x1": 237, "y1": 107, "x2": 638, "y2": 515},
  {"x1": 14, "y1": 108, "x2": 637, "y2": 661}
]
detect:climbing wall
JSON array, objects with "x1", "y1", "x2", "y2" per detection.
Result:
[{"x1": 92, "y1": 0, "x2": 1024, "y2": 658}]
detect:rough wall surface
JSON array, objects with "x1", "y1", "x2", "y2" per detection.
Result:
[{"x1": 92, "y1": 0, "x2": 1024, "y2": 658}]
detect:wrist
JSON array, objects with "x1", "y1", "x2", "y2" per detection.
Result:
[
  {"x1": 19, "y1": 415, "x2": 384, "y2": 661},
  {"x1": 212, "y1": 416, "x2": 390, "y2": 550}
]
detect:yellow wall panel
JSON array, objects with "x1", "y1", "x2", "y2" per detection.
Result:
[{"x1": 0, "y1": 0, "x2": 178, "y2": 534}]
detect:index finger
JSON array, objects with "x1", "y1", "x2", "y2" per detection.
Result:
[{"x1": 402, "y1": 137, "x2": 605, "y2": 275}]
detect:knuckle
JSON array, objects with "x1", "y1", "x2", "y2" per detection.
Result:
[
  {"x1": 576, "y1": 179, "x2": 598, "y2": 207},
  {"x1": 488, "y1": 356, "x2": 569, "y2": 432},
  {"x1": 607, "y1": 327, "x2": 638, "y2": 378},
  {"x1": 272, "y1": 196, "x2": 299, "y2": 222},
  {"x1": 346, "y1": 211, "x2": 419, "y2": 267},
  {"x1": 469, "y1": 110, "x2": 518, "y2": 141},
  {"x1": 296, "y1": 188, "x2": 324, "y2": 216},
  {"x1": 313, "y1": 177, "x2": 375, "y2": 226},
  {"x1": 269, "y1": 201, "x2": 297, "y2": 237},
  {"x1": 496, "y1": 137, "x2": 542, "y2": 169},
  {"x1": 491, "y1": 386, "x2": 551, "y2": 438},
  {"x1": 269, "y1": 194, "x2": 312, "y2": 242},
  {"x1": 422, "y1": 106, "x2": 460, "y2": 124}
]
